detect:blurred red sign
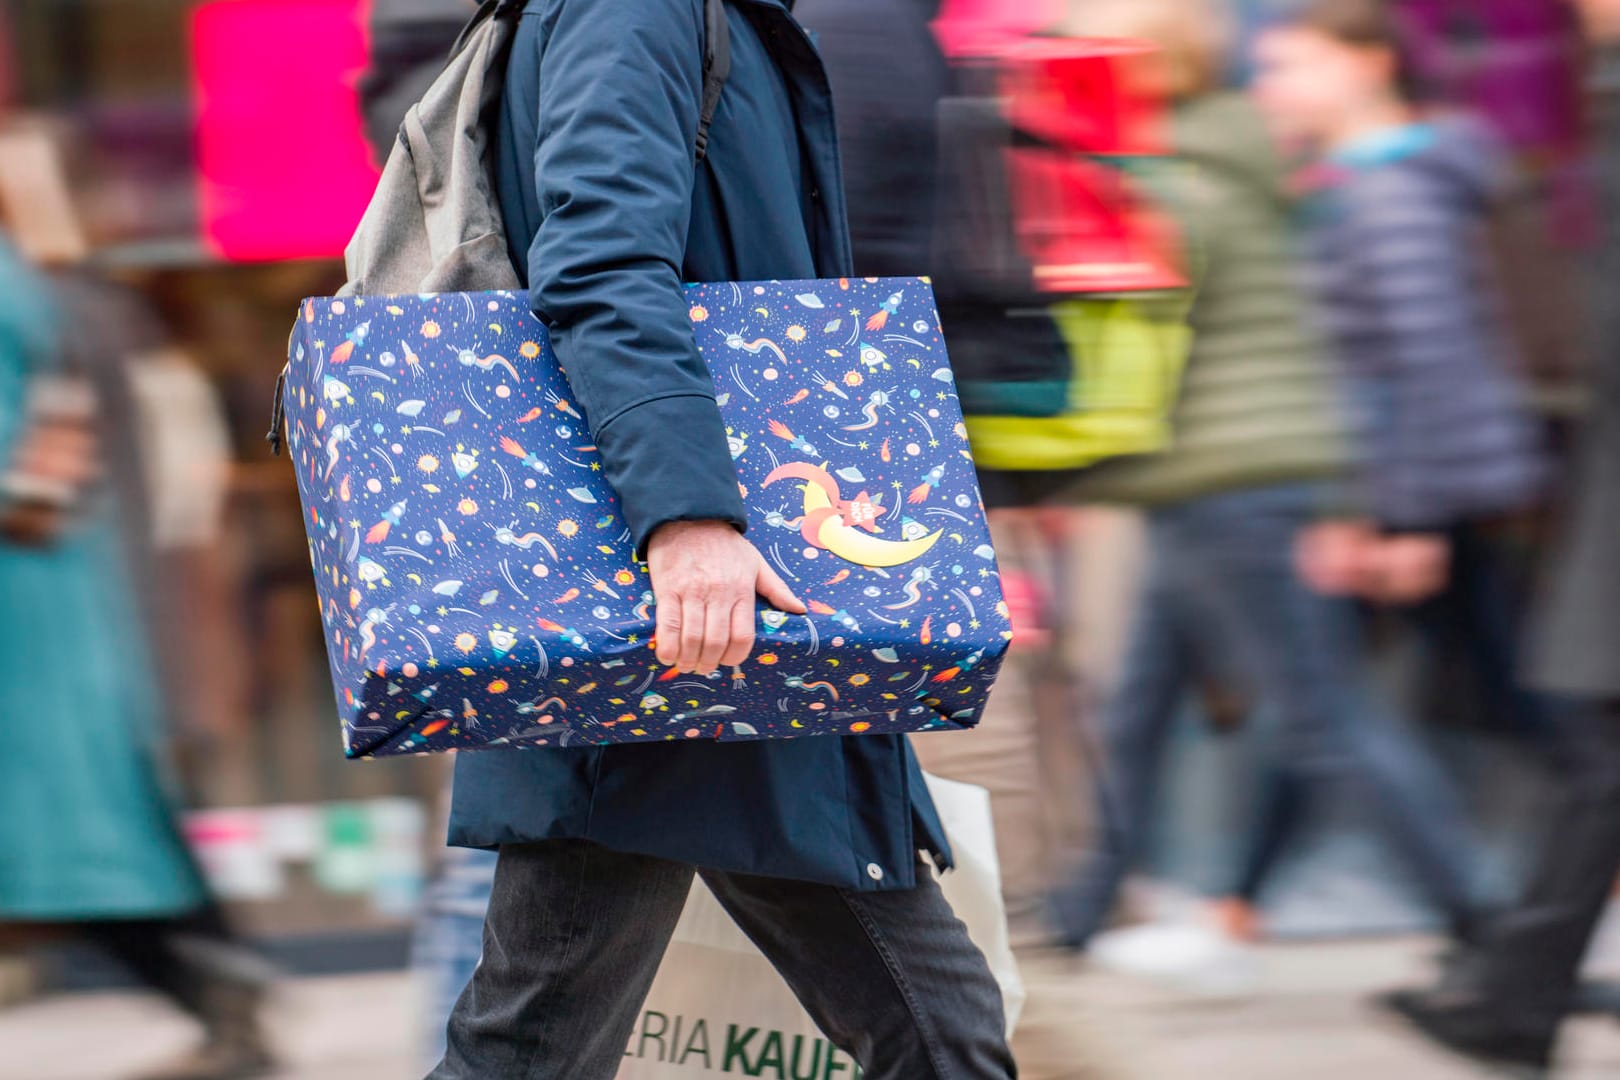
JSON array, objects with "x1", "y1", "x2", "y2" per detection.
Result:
[
  {"x1": 191, "y1": 0, "x2": 378, "y2": 262},
  {"x1": 997, "y1": 38, "x2": 1184, "y2": 294},
  {"x1": 998, "y1": 37, "x2": 1168, "y2": 157}
]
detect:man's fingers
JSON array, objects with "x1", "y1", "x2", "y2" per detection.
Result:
[
  {"x1": 654, "y1": 594, "x2": 682, "y2": 667},
  {"x1": 756, "y1": 562, "x2": 806, "y2": 614},
  {"x1": 677, "y1": 595, "x2": 707, "y2": 673},
  {"x1": 696, "y1": 597, "x2": 732, "y2": 675},
  {"x1": 719, "y1": 599, "x2": 755, "y2": 668}
]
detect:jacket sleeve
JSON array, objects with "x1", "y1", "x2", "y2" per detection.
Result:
[
  {"x1": 527, "y1": 0, "x2": 746, "y2": 555},
  {"x1": 1343, "y1": 189, "x2": 1495, "y2": 532}
]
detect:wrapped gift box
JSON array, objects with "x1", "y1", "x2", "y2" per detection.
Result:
[{"x1": 282, "y1": 277, "x2": 1009, "y2": 758}]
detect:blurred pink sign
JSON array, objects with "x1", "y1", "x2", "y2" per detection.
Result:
[
  {"x1": 192, "y1": 0, "x2": 378, "y2": 262},
  {"x1": 933, "y1": 0, "x2": 1062, "y2": 58}
]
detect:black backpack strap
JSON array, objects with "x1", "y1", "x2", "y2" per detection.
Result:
[{"x1": 696, "y1": 0, "x2": 731, "y2": 163}]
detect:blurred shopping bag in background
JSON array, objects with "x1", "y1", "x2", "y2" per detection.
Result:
[
  {"x1": 280, "y1": 277, "x2": 1010, "y2": 758},
  {"x1": 619, "y1": 775, "x2": 1024, "y2": 1079},
  {"x1": 933, "y1": 36, "x2": 1196, "y2": 474}
]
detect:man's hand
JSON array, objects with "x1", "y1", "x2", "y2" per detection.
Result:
[
  {"x1": 9, "y1": 419, "x2": 99, "y2": 492},
  {"x1": 1295, "y1": 519, "x2": 1379, "y2": 597},
  {"x1": 0, "y1": 418, "x2": 100, "y2": 546},
  {"x1": 646, "y1": 520, "x2": 806, "y2": 675},
  {"x1": 1296, "y1": 520, "x2": 1451, "y2": 605},
  {"x1": 1370, "y1": 533, "x2": 1451, "y2": 606}
]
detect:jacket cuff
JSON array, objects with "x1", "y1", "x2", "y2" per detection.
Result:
[
  {"x1": 593, "y1": 393, "x2": 748, "y2": 559},
  {"x1": 1379, "y1": 522, "x2": 1450, "y2": 538},
  {"x1": 1376, "y1": 507, "x2": 1451, "y2": 535}
]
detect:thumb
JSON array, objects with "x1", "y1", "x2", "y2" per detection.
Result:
[{"x1": 756, "y1": 560, "x2": 807, "y2": 614}]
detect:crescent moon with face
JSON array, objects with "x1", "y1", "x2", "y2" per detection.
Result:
[{"x1": 764, "y1": 463, "x2": 942, "y2": 568}]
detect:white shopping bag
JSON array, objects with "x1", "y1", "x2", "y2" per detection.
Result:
[
  {"x1": 618, "y1": 775, "x2": 1024, "y2": 1079},
  {"x1": 926, "y1": 775, "x2": 1025, "y2": 1033}
]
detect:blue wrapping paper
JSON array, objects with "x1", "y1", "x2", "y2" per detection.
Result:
[{"x1": 282, "y1": 277, "x2": 1009, "y2": 757}]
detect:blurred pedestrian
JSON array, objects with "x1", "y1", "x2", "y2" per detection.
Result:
[
  {"x1": 430, "y1": 3, "x2": 1016, "y2": 1078},
  {"x1": 799, "y1": 2, "x2": 1155, "y2": 1075},
  {"x1": 0, "y1": 230, "x2": 274, "y2": 1078},
  {"x1": 792, "y1": 0, "x2": 949, "y2": 278},
  {"x1": 1047, "y1": 0, "x2": 1489, "y2": 987},
  {"x1": 357, "y1": 0, "x2": 474, "y2": 167},
  {"x1": 1255, "y1": 0, "x2": 1545, "y2": 706},
  {"x1": 1376, "y1": 3, "x2": 1620, "y2": 1070}
]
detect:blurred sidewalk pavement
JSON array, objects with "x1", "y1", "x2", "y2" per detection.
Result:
[
  {"x1": 1015, "y1": 936, "x2": 1620, "y2": 1080},
  {"x1": 5, "y1": 934, "x2": 1620, "y2": 1080},
  {"x1": 0, "y1": 971, "x2": 418, "y2": 1080}
]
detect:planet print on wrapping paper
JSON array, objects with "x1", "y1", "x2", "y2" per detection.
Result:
[{"x1": 281, "y1": 277, "x2": 1009, "y2": 758}]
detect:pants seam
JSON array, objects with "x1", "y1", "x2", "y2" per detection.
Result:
[
  {"x1": 512, "y1": 843, "x2": 589, "y2": 1080},
  {"x1": 837, "y1": 887, "x2": 954, "y2": 1079}
]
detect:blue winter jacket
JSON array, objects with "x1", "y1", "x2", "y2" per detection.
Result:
[
  {"x1": 448, "y1": 0, "x2": 951, "y2": 890},
  {"x1": 1302, "y1": 119, "x2": 1543, "y2": 530}
]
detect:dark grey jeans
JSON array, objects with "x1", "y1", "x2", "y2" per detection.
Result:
[
  {"x1": 1456, "y1": 702, "x2": 1620, "y2": 1042},
  {"x1": 428, "y1": 840, "x2": 1016, "y2": 1080}
]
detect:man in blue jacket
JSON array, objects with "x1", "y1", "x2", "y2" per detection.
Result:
[{"x1": 431, "y1": 2, "x2": 1017, "y2": 1077}]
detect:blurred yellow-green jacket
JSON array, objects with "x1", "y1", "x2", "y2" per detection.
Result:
[{"x1": 1065, "y1": 93, "x2": 1350, "y2": 507}]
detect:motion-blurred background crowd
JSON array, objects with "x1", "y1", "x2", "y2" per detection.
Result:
[{"x1": 2, "y1": 0, "x2": 1619, "y2": 1077}]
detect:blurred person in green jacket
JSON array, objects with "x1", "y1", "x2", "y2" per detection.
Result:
[
  {"x1": 0, "y1": 232, "x2": 273, "y2": 1079},
  {"x1": 1049, "y1": 0, "x2": 1488, "y2": 991}
]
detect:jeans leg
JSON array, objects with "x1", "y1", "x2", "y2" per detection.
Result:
[
  {"x1": 1469, "y1": 703, "x2": 1620, "y2": 1037},
  {"x1": 1232, "y1": 769, "x2": 1308, "y2": 903},
  {"x1": 1323, "y1": 646, "x2": 1479, "y2": 921},
  {"x1": 701, "y1": 867, "x2": 1016, "y2": 1080},
  {"x1": 430, "y1": 840, "x2": 694, "y2": 1080},
  {"x1": 1049, "y1": 527, "x2": 1193, "y2": 946},
  {"x1": 1409, "y1": 524, "x2": 1550, "y2": 741},
  {"x1": 1159, "y1": 495, "x2": 1324, "y2": 904},
  {"x1": 1175, "y1": 489, "x2": 1478, "y2": 920},
  {"x1": 1305, "y1": 596, "x2": 1481, "y2": 923}
]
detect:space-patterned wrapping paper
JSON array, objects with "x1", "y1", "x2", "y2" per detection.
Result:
[{"x1": 282, "y1": 277, "x2": 1009, "y2": 758}]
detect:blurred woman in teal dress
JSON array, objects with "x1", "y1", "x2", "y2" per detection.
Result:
[{"x1": 0, "y1": 236, "x2": 273, "y2": 1080}]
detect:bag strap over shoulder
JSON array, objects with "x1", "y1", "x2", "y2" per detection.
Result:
[{"x1": 696, "y1": 0, "x2": 731, "y2": 164}]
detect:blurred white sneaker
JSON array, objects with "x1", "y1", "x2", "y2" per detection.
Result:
[{"x1": 1089, "y1": 921, "x2": 1261, "y2": 999}]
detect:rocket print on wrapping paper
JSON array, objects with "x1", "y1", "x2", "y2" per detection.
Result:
[{"x1": 281, "y1": 277, "x2": 1009, "y2": 759}]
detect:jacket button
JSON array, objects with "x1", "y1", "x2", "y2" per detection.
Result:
[
  {"x1": 810, "y1": 188, "x2": 821, "y2": 201},
  {"x1": 866, "y1": 862, "x2": 884, "y2": 881}
]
